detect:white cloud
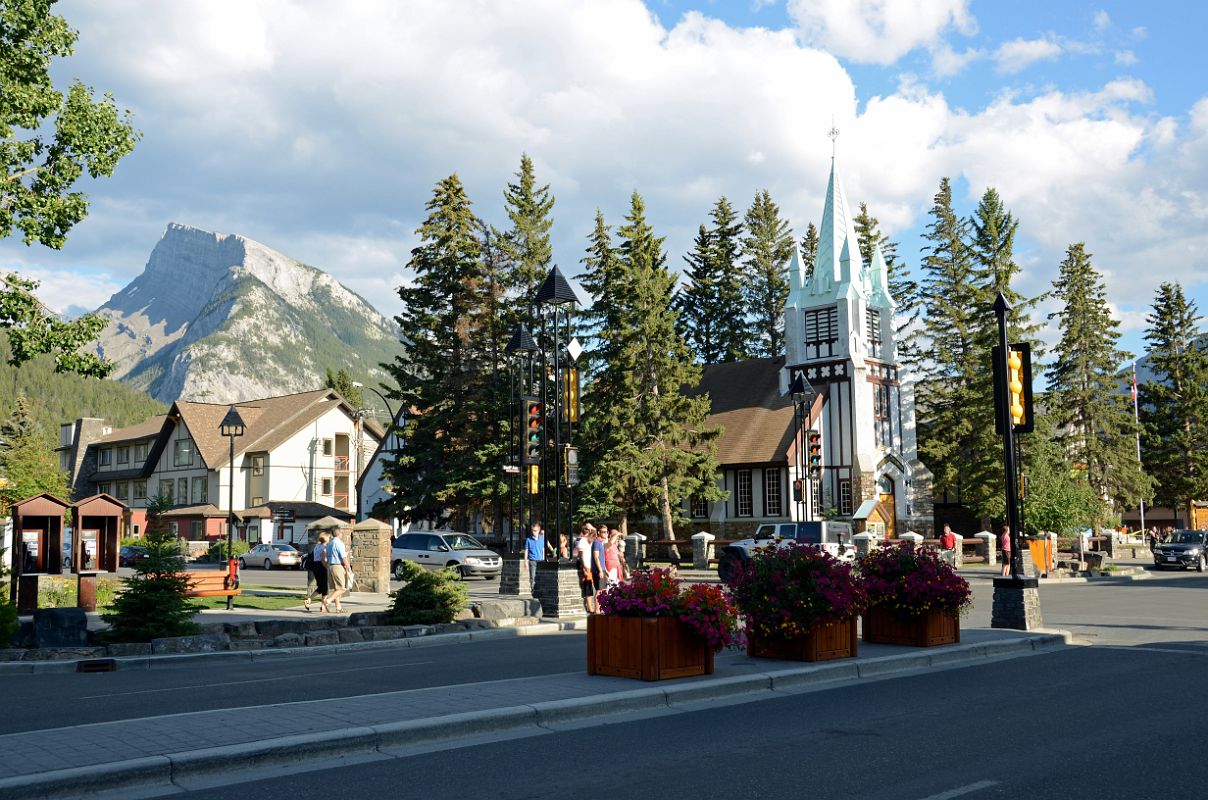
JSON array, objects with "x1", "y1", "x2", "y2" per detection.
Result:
[
  {"x1": 786, "y1": 0, "x2": 975, "y2": 65},
  {"x1": 5, "y1": 0, "x2": 1206, "y2": 348},
  {"x1": 930, "y1": 44, "x2": 982, "y2": 77},
  {"x1": 1115, "y1": 50, "x2": 1138, "y2": 66},
  {"x1": 994, "y1": 37, "x2": 1063, "y2": 74},
  {"x1": 1093, "y1": 10, "x2": 1111, "y2": 31}
]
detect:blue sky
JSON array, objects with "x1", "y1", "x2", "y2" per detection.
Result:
[{"x1": 4, "y1": 0, "x2": 1206, "y2": 367}]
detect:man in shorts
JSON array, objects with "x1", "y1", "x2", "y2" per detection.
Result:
[{"x1": 575, "y1": 524, "x2": 596, "y2": 613}]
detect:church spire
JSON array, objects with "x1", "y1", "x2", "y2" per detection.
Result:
[{"x1": 811, "y1": 146, "x2": 863, "y2": 300}]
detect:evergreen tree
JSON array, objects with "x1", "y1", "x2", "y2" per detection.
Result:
[
  {"x1": 0, "y1": 395, "x2": 69, "y2": 513},
  {"x1": 579, "y1": 195, "x2": 722, "y2": 543},
  {"x1": 1139, "y1": 282, "x2": 1208, "y2": 524},
  {"x1": 381, "y1": 175, "x2": 504, "y2": 528},
  {"x1": 1020, "y1": 408, "x2": 1104, "y2": 534},
  {"x1": 742, "y1": 190, "x2": 794, "y2": 358},
  {"x1": 501, "y1": 154, "x2": 555, "y2": 333},
  {"x1": 674, "y1": 224, "x2": 721, "y2": 364},
  {"x1": 1, "y1": 2, "x2": 140, "y2": 377},
  {"x1": 915, "y1": 178, "x2": 983, "y2": 516},
  {"x1": 1047, "y1": 243, "x2": 1153, "y2": 518},
  {"x1": 324, "y1": 367, "x2": 363, "y2": 409},
  {"x1": 799, "y1": 223, "x2": 819, "y2": 283},
  {"x1": 853, "y1": 202, "x2": 922, "y2": 367},
  {"x1": 102, "y1": 493, "x2": 201, "y2": 643}
]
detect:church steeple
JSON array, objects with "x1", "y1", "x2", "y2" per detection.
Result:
[{"x1": 808, "y1": 150, "x2": 864, "y2": 302}]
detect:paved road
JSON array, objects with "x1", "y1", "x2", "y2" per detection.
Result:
[{"x1": 178, "y1": 642, "x2": 1208, "y2": 800}]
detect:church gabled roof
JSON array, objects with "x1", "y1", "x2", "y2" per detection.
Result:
[{"x1": 688, "y1": 357, "x2": 797, "y2": 466}]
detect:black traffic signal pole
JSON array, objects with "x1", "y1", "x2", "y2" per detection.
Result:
[
  {"x1": 552, "y1": 306, "x2": 563, "y2": 545},
  {"x1": 993, "y1": 292, "x2": 1024, "y2": 577}
]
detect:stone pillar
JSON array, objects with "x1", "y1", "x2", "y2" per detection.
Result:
[
  {"x1": 625, "y1": 533, "x2": 647, "y2": 570},
  {"x1": 991, "y1": 577, "x2": 1044, "y2": 630},
  {"x1": 974, "y1": 532, "x2": 996, "y2": 566},
  {"x1": 899, "y1": 532, "x2": 923, "y2": 546},
  {"x1": 533, "y1": 560, "x2": 587, "y2": 619},
  {"x1": 691, "y1": 532, "x2": 715, "y2": 570},
  {"x1": 349, "y1": 518, "x2": 391, "y2": 594},
  {"x1": 1103, "y1": 528, "x2": 1117, "y2": 558},
  {"x1": 853, "y1": 533, "x2": 877, "y2": 558},
  {"x1": 952, "y1": 534, "x2": 964, "y2": 568},
  {"x1": 498, "y1": 557, "x2": 531, "y2": 597}
]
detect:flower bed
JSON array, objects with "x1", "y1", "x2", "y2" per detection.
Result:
[{"x1": 859, "y1": 542, "x2": 971, "y2": 647}]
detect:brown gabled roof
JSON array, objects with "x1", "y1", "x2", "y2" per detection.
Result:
[
  {"x1": 167, "y1": 389, "x2": 381, "y2": 470},
  {"x1": 96, "y1": 416, "x2": 168, "y2": 445},
  {"x1": 688, "y1": 356, "x2": 797, "y2": 466}
]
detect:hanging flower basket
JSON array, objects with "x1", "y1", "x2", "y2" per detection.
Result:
[
  {"x1": 588, "y1": 568, "x2": 740, "y2": 681},
  {"x1": 859, "y1": 542, "x2": 971, "y2": 647}
]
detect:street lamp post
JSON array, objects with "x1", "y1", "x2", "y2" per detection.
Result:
[
  {"x1": 220, "y1": 405, "x2": 246, "y2": 611},
  {"x1": 351, "y1": 381, "x2": 399, "y2": 448},
  {"x1": 505, "y1": 325, "x2": 538, "y2": 551},
  {"x1": 535, "y1": 266, "x2": 579, "y2": 545},
  {"x1": 790, "y1": 371, "x2": 818, "y2": 522}
]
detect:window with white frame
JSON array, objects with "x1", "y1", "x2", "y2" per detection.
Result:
[
  {"x1": 192, "y1": 477, "x2": 208, "y2": 504},
  {"x1": 251, "y1": 455, "x2": 265, "y2": 476},
  {"x1": 839, "y1": 479, "x2": 853, "y2": 515},
  {"x1": 190, "y1": 521, "x2": 203, "y2": 539},
  {"x1": 160, "y1": 479, "x2": 174, "y2": 502},
  {"x1": 736, "y1": 469, "x2": 753, "y2": 517},
  {"x1": 322, "y1": 438, "x2": 333, "y2": 457},
  {"x1": 691, "y1": 496, "x2": 709, "y2": 519},
  {"x1": 133, "y1": 442, "x2": 147, "y2": 463},
  {"x1": 764, "y1": 469, "x2": 782, "y2": 517},
  {"x1": 114, "y1": 482, "x2": 129, "y2": 501},
  {"x1": 321, "y1": 477, "x2": 333, "y2": 496},
  {"x1": 177, "y1": 480, "x2": 188, "y2": 505},
  {"x1": 173, "y1": 439, "x2": 194, "y2": 467},
  {"x1": 133, "y1": 480, "x2": 147, "y2": 501}
]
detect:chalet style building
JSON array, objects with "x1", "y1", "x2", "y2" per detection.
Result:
[
  {"x1": 688, "y1": 153, "x2": 933, "y2": 538},
  {"x1": 57, "y1": 389, "x2": 381, "y2": 545}
]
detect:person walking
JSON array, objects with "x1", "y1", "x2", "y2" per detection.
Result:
[
  {"x1": 524, "y1": 522, "x2": 546, "y2": 592},
  {"x1": 939, "y1": 524, "x2": 957, "y2": 567},
  {"x1": 999, "y1": 525, "x2": 1012, "y2": 577},
  {"x1": 303, "y1": 533, "x2": 331, "y2": 612},
  {"x1": 324, "y1": 528, "x2": 352, "y2": 613},
  {"x1": 611, "y1": 528, "x2": 631, "y2": 580},
  {"x1": 575, "y1": 524, "x2": 597, "y2": 613},
  {"x1": 591, "y1": 525, "x2": 608, "y2": 597}
]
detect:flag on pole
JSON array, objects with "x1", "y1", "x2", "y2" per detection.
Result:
[{"x1": 1131, "y1": 362, "x2": 1138, "y2": 403}]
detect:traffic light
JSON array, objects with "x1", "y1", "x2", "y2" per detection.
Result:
[
  {"x1": 806, "y1": 430, "x2": 822, "y2": 476},
  {"x1": 793, "y1": 478, "x2": 804, "y2": 501},
  {"x1": 992, "y1": 342, "x2": 1034, "y2": 433},
  {"x1": 561, "y1": 368, "x2": 580, "y2": 423},
  {"x1": 527, "y1": 464, "x2": 540, "y2": 494},
  {"x1": 564, "y1": 445, "x2": 579, "y2": 485},
  {"x1": 522, "y1": 396, "x2": 543, "y2": 465}
]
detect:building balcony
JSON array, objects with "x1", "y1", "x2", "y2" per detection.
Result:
[{"x1": 334, "y1": 455, "x2": 350, "y2": 472}]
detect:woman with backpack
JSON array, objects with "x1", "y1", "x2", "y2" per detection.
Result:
[{"x1": 303, "y1": 533, "x2": 331, "y2": 612}]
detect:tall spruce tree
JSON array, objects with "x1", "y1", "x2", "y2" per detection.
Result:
[
  {"x1": 674, "y1": 224, "x2": 722, "y2": 364},
  {"x1": 742, "y1": 189, "x2": 794, "y2": 358},
  {"x1": 381, "y1": 175, "x2": 504, "y2": 528},
  {"x1": 0, "y1": 395, "x2": 68, "y2": 512},
  {"x1": 915, "y1": 178, "x2": 982, "y2": 515},
  {"x1": 1139, "y1": 282, "x2": 1208, "y2": 524},
  {"x1": 799, "y1": 223, "x2": 819, "y2": 283},
  {"x1": 500, "y1": 154, "x2": 555, "y2": 332},
  {"x1": 708, "y1": 197, "x2": 747, "y2": 362},
  {"x1": 323, "y1": 367, "x2": 363, "y2": 408},
  {"x1": 853, "y1": 202, "x2": 922, "y2": 368},
  {"x1": 1047, "y1": 243, "x2": 1152, "y2": 519}
]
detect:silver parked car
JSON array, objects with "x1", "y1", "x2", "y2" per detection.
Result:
[
  {"x1": 391, "y1": 531, "x2": 502, "y2": 580},
  {"x1": 239, "y1": 543, "x2": 302, "y2": 570}
]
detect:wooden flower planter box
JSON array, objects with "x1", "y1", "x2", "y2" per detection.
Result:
[
  {"x1": 746, "y1": 617, "x2": 858, "y2": 662},
  {"x1": 861, "y1": 606, "x2": 960, "y2": 647},
  {"x1": 587, "y1": 615, "x2": 714, "y2": 681}
]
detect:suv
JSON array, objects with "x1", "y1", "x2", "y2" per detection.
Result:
[
  {"x1": 391, "y1": 531, "x2": 502, "y2": 580},
  {"x1": 1153, "y1": 530, "x2": 1207, "y2": 572},
  {"x1": 718, "y1": 521, "x2": 856, "y2": 583}
]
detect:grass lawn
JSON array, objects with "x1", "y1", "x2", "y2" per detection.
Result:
[{"x1": 191, "y1": 594, "x2": 306, "y2": 611}]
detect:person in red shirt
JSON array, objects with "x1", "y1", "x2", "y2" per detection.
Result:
[
  {"x1": 999, "y1": 525, "x2": 1012, "y2": 576},
  {"x1": 939, "y1": 523, "x2": 957, "y2": 566}
]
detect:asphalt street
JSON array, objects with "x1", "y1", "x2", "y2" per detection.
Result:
[{"x1": 174, "y1": 642, "x2": 1208, "y2": 800}]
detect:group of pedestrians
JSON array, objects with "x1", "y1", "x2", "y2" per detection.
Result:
[
  {"x1": 572, "y1": 523, "x2": 629, "y2": 614},
  {"x1": 301, "y1": 528, "x2": 353, "y2": 613}
]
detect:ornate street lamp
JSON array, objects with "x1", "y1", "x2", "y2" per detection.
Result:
[
  {"x1": 219, "y1": 405, "x2": 246, "y2": 611},
  {"x1": 505, "y1": 325, "x2": 538, "y2": 550},
  {"x1": 790, "y1": 371, "x2": 818, "y2": 522},
  {"x1": 536, "y1": 266, "x2": 578, "y2": 545}
]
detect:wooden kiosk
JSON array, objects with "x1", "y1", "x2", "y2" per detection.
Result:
[
  {"x1": 71, "y1": 494, "x2": 126, "y2": 612},
  {"x1": 10, "y1": 493, "x2": 70, "y2": 615}
]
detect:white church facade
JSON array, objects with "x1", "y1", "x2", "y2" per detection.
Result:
[{"x1": 687, "y1": 154, "x2": 933, "y2": 538}]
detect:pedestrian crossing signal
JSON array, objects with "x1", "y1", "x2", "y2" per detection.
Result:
[
  {"x1": 527, "y1": 464, "x2": 540, "y2": 495},
  {"x1": 522, "y1": 397, "x2": 543, "y2": 465},
  {"x1": 992, "y1": 343, "x2": 1034, "y2": 434}
]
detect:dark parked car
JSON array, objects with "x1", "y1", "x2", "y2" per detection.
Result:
[
  {"x1": 118, "y1": 545, "x2": 150, "y2": 568},
  {"x1": 1153, "y1": 530, "x2": 1207, "y2": 572}
]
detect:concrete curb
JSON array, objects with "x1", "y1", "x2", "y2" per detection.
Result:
[{"x1": 0, "y1": 631, "x2": 1071, "y2": 800}]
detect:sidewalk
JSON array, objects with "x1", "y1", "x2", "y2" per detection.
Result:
[{"x1": 0, "y1": 627, "x2": 1070, "y2": 800}]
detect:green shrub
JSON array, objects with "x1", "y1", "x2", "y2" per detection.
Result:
[
  {"x1": 207, "y1": 540, "x2": 250, "y2": 562},
  {"x1": 103, "y1": 502, "x2": 201, "y2": 643},
  {"x1": 120, "y1": 535, "x2": 143, "y2": 548},
  {"x1": 388, "y1": 561, "x2": 468, "y2": 625}
]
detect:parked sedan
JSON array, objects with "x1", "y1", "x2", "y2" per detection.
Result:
[
  {"x1": 390, "y1": 531, "x2": 502, "y2": 579},
  {"x1": 1153, "y1": 530, "x2": 1208, "y2": 572},
  {"x1": 239, "y1": 543, "x2": 303, "y2": 570},
  {"x1": 118, "y1": 545, "x2": 150, "y2": 568}
]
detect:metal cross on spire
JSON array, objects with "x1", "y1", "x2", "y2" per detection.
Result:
[{"x1": 828, "y1": 118, "x2": 840, "y2": 158}]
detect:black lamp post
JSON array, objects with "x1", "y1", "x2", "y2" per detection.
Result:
[
  {"x1": 220, "y1": 405, "x2": 246, "y2": 611},
  {"x1": 505, "y1": 325, "x2": 538, "y2": 551},
  {"x1": 535, "y1": 266, "x2": 578, "y2": 545},
  {"x1": 790, "y1": 371, "x2": 818, "y2": 522},
  {"x1": 351, "y1": 381, "x2": 399, "y2": 446}
]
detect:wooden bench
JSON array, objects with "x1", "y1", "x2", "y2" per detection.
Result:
[{"x1": 183, "y1": 572, "x2": 241, "y2": 598}]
